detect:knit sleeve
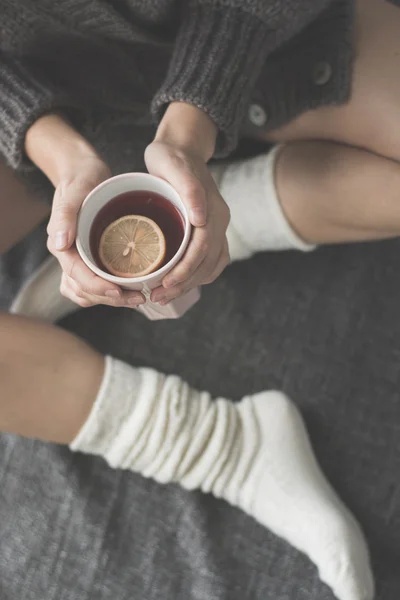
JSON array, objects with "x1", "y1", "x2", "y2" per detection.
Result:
[
  {"x1": 151, "y1": 3, "x2": 271, "y2": 157},
  {"x1": 0, "y1": 52, "x2": 61, "y2": 170},
  {"x1": 151, "y1": 1, "x2": 328, "y2": 157}
]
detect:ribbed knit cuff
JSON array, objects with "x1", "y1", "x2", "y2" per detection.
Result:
[
  {"x1": 151, "y1": 4, "x2": 273, "y2": 157},
  {"x1": 0, "y1": 54, "x2": 57, "y2": 170}
]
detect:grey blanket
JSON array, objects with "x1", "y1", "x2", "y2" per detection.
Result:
[{"x1": 1, "y1": 230, "x2": 399, "y2": 599}]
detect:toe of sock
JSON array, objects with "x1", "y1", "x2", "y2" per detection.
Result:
[
  {"x1": 318, "y1": 529, "x2": 374, "y2": 600},
  {"x1": 329, "y1": 562, "x2": 374, "y2": 600}
]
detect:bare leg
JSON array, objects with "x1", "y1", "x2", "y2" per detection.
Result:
[
  {"x1": 276, "y1": 140, "x2": 400, "y2": 245},
  {"x1": 0, "y1": 162, "x2": 50, "y2": 254},
  {"x1": 0, "y1": 312, "x2": 103, "y2": 443}
]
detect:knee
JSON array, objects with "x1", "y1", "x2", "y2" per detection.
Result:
[{"x1": 276, "y1": 141, "x2": 342, "y2": 220}]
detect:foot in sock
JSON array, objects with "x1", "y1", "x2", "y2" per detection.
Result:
[
  {"x1": 70, "y1": 357, "x2": 374, "y2": 600},
  {"x1": 210, "y1": 146, "x2": 316, "y2": 262},
  {"x1": 10, "y1": 255, "x2": 78, "y2": 322}
]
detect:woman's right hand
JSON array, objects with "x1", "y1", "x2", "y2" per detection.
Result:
[
  {"x1": 25, "y1": 114, "x2": 145, "y2": 309},
  {"x1": 47, "y1": 155, "x2": 145, "y2": 309}
]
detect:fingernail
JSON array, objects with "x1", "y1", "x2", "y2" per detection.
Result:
[
  {"x1": 160, "y1": 299, "x2": 170, "y2": 306},
  {"x1": 55, "y1": 231, "x2": 68, "y2": 250},
  {"x1": 105, "y1": 289, "x2": 121, "y2": 298},
  {"x1": 190, "y1": 208, "x2": 206, "y2": 226}
]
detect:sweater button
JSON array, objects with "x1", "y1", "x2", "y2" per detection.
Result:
[
  {"x1": 312, "y1": 61, "x2": 332, "y2": 86},
  {"x1": 248, "y1": 104, "x2": 268, "y2": 127}
]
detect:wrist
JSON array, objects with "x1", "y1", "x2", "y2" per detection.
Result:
[
  {"x1": 155, "y1": 102, "x2": 217, "y2": 162},
  {"x1": 25, "y1": 113, "x2": 101, "y2": 187}
]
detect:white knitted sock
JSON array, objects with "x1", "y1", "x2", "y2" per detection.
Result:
[
  {"x1": 210, "y1": 146, "x2": 316, "y2": 262},
  {"x1": 10, "y1": 256, "x2": 78, "y2": 323},
  {"x1": 71, "y1": 357, "x2": 374, "y2": 600}
]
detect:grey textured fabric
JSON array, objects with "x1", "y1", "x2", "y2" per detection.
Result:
[
  {"x1": 1, "y1": 235, "x2": 400, "y2": 599},
  {"x1": 0, "y1": 0, "x2": 326, "y2": 164},
  {"x1": 4, "y1": 0, "x2": 400, "y2": 167}
]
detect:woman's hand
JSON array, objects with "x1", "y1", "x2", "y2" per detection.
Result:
[
  {"x1": 47, "y1": 155, "x2": 144, "y2": 309},
  {"x1": 146, "y1": 103, "x2": 230, "y2": 304},
  {"x1": 25, "y1": 114, "x2": 145, "y2": 309}
]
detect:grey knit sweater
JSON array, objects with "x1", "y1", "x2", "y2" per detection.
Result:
[{"x1": 1, "y1": 0, "x2": 398, "y2": 170}]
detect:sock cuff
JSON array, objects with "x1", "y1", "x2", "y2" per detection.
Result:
[
  {"x1": 264, "y1": 145, "x2": 316, "y2": 253},
  {"x1": 69, "y1": 356, "x2": 139, "y2": 455},
  {"x1": 69, "y1": 355, "x2": 114, "y2": 453},
  {"x1": 212, "y1": 145, "x2": 316, "y2": 258}
]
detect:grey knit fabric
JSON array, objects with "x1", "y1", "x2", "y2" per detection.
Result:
[{"x1": 0, "y1": 0, "x2": 385, "y2": 168}]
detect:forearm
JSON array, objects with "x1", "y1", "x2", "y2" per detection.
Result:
[
  {"x1": 25, "y1": 113, "x2": 101, "y2": 187},
  {"x1": 277, "y1": 141, "x2": 400, "y2": 244}
]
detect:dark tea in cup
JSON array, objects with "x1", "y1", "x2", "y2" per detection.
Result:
[{"x1": 89, "y1": 190, "x2": 185, "y2": 276}]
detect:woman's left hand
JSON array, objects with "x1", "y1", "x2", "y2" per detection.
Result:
[{"x1": 145, "y1": 103, "x2": 230, "y2": 305}]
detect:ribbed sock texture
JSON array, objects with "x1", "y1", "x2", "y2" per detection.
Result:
[{"x1": 211, "y1": 146, "x2": 316, "y2": 262}]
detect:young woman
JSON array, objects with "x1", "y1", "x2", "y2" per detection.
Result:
[{"x1": 4, "y1": 1, "x2": 400, "y2": 599}]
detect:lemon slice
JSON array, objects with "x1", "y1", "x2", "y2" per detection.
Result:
[{"x1": 99, "y1": 215, "x2": 166, "y2": 278}]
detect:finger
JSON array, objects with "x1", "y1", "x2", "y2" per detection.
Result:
[
  {"x1": 145, "y1": 144, "x2": 207, "y2": 226},
  {"x1": 202, "y1": 244, "x2": 230, "y2": 284},
  {"x1": 202, "y1": 239, "x2": 230, "y2": 284},
  {"x1": 47, "y1": 182, "x2": 85, "y2": 251},
  {"x1": 162, "y1": 226, "x2": 210, "y2": 289},
  {"x1": 64, "y1": 274, "x2": 145, "y2": 309},
  {"x1": 49, "y1": 238, "x2": 146, "y2": 304},
  {"x1": 47, "y1": 165, "x2": 110, "y2": 252},
  {"x1": 157, "y1": 248, "x2": 229, "y2": 304},
  {"x1": 60, "y1": 274, "x2": 93, "y2": 308},
  {"x1": 48, "y1": 238, "x2": 123, "y2": 298},
  {"x1": 155, "y1": 259, "x2": 214, "y2": 303}
]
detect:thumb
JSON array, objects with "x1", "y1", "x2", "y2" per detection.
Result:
[{"x1": 47, "y1": 181, "x2": 85, "y2": 251}]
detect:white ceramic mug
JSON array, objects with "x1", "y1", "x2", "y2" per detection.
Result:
[{"x1": 76, "y1": 173, "x2": 200, "y2": 320}]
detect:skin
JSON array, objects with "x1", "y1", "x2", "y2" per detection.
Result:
[{"x1": 0, "y1": 312, "x2": 103, "y2": 444}]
